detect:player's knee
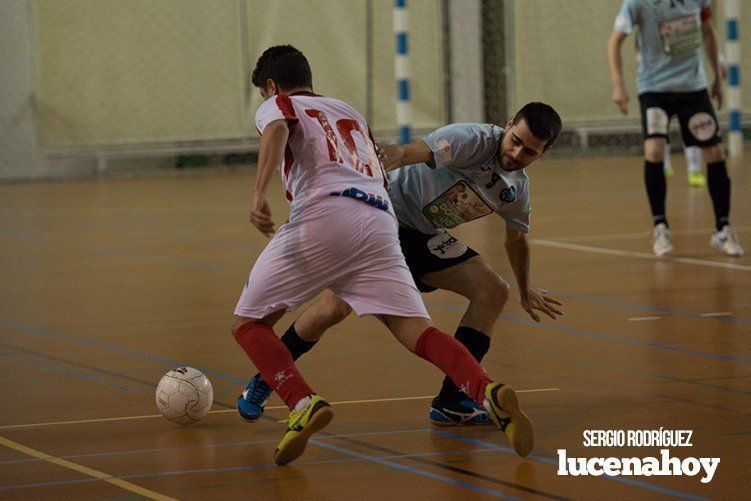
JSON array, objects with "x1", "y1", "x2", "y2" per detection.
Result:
[
  {"x1": 702, "y1": 144, "x2": 724, "y2": 164},
  {"x1": 319, "y1": 295, "x2": 352, "y2": 325},
  {"x1": 231, "y1": 317, "x2": 251, "y2": 338},
  {"x1": 472, "y1": 274, "x2": 510, "y2": 313},
  {"x1": 644, "y1": 141, "x2": 665, "y2": 162}
]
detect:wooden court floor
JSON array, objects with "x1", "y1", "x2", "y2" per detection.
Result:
[{"x1": 1, "y1": 153, "x2": 749, "y2": 500}]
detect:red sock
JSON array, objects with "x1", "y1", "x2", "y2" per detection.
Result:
[
  {"x1": 415, "y1": 327, "x2": 492, "y2": 403},
  {"x1": 234, "y1": 320, "x2": 314, "y2": 410}
]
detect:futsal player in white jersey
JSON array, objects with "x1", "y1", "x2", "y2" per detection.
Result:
[
  {"x1": 233, "y1": 45, "x2": 535, "y2": 465},
  {"x1": 238, "y1": 99, "x2": 564, "y2": 429}
]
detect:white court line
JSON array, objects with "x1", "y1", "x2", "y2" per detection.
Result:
[
  {"x1": 545, "y1": 226, "x2": 751, "y2": 243},
  {"x1": 531, "y1": 239, "x2": 751, "y2": 271},
  {"x1": 628, "y1": 316, "x2": 661, "y2": 322},
  {"x1": 701, "y1": 312, "x2": 733, "y2": 317},
  {"x1": 0, "y1": 436, "x2": 176, "y2": 500},
  {"x1": 0, "y1": 388, "x2": 559, "y2": 431}
]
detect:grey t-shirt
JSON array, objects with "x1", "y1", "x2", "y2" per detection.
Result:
[
  {"x1": 387, "y1": 123, "x2": 531, "y2": 235},
  {"x1": 614, "y1": 0, "x2": 710, "y2": 93}
]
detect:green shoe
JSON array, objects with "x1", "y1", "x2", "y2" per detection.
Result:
[
  {"x1": 664, "y1": 166, "x2": 675, "y2": 178},
  {"x1": 688, "y1": 171, "x2": 706, "y2": 187},
  {"x1": 484, "y1": 383, "x2": 534, "y2": 457},
  {"x1": 274, "y1": 395, "x2": 333, "y2": 465}
]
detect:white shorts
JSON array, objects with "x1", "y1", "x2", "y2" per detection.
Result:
[{"x1": 234, "y1": 198, "x2": 429, "y2": 320}]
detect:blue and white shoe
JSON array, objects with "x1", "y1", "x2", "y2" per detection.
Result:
[
  {"x1": 237, "y1": 374, "x2": 272, "y2": 422},
  {"x1": 429, "y1": 396, "x2": 493, "y2": 426}
]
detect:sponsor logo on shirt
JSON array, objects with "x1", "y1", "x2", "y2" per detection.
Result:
[
  {"x1": 427, "y1": 232, "x2": 468, "y2": 259},
  {"x1": 329, "y1": 187, "x2": 390, "y2": 211},
  {"x1": 500, "y1": 186, "x2": 516, "y2": 203}
]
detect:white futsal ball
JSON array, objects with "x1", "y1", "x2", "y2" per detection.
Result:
[{"x1": 155, "y1": 367, "x2": 213, "y2": 425}]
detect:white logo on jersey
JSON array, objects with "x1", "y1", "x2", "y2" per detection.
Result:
[
  {"x1": 427, "y1": 232, "x2": 468, "y2": 259},
  {"x1": 687, "y1": 112, "x2": 717, "y2": 142}
]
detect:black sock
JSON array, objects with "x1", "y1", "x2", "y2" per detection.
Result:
[
  {"x1": 254, "y1": 323, "x2": 316, "y2": 381},
  {"x1": 644, "y1": 160, "x2": 667, "y2": 226},
  {"x1": 438, "y1": 326, "x2": 491, "y2": 403},
  {"x1": 707, "y1": 160, "x2": 731, "y2": 231}
]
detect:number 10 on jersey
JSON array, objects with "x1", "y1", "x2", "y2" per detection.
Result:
[{"x1": 305, "y1": 109, "x2": 384, "y2": 180}]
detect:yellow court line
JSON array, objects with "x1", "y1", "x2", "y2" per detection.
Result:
[
  {"x1": 0, "y1": 435, "x2": 177, "y2": 501},
  {"x1": 0, "y1": 388, "x2": 559, "y2": 430}
]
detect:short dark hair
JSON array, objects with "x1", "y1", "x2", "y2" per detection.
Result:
[
  {"x1": 251, "y1": 45, "x2": 312, "y2": 91},
  {"x1": 513, "y1": 102, "x2": 562, "y2": 150}
]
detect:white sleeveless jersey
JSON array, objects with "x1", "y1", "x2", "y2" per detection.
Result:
[{"x1": 255, "y1": 92, "x2": 391, "y2": 220}]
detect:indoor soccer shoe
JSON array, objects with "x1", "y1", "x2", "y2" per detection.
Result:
[
  {"x1": 274, "y1": 395, "x2": 333, "y2": 465},
  {"x1": 484, "y1": 383, "x2": 534, "y2": 457},
  {"x1": 237, "y1": 374, "x2": 272, "y2": 422},
  {"x1": 688, "y1": 171, "x2": 706, "y2": 188},
  {"x1": 652, "y1": 223, "x2": 673, "y2": 256},
  {"x1": 710, "y1": 226, "x2": 745, "y2": 257},
  {"x1": 429, "y1": 396, "x2": 493, "y2": 426}
]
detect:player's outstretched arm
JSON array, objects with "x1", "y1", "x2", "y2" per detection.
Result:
[
  {"x1": 381, "y1": 139, "x2": 434, "y2": 171},
  {"x1": 504, "y1": 227, "x2": 563, "y2": 322},
  {"x1": 251, "y1": 119, "x2": 288, "y2": 237}
]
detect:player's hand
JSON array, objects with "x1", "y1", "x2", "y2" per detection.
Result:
[
  {"x1": 612, "y1": 85, "x2": 629, "y2": 115},
  {"x1": 374, "y1": 140, "x2": 388, "y2": 166},
  {"x1": 520, "y1": 286, "x2": 563, "y2": 322},
  {"x1": 250, "y1": 193, "x2": 276, "y2": 237},
  {"x1": 711, "y1": 78, "x2": 723, "y2": 110}
]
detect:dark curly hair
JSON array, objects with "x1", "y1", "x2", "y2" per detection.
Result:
[
  {"x1": 513, "y1": 102, "x2": 562, "y2": 150},
  {"x1": 251, "y1": 45, "x2": 312, "y2": 91}
]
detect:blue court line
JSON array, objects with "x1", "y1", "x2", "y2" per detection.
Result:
[
  {"x1": 0, "y1": 351, "x2": 133, "y2": 391},
  {"x1": 0, "y1": 446, "x2": 500, "y2": 492},
  {"x1": 0, "y1": 428, "x2": 434, "y2": 466},
  {"x1": 523, "y1": 347, "x2": 751, "y2": 398},
  {"x1": 0, "y1": 319, "x2": 245, "y2": 385},
  {"x1": 422, "y1": 300, "x2": 751, "y2": 367},
  {"x1": 549, "y1": 290, "x2": 751, "y2": 329},
  {"x1": 0, "y1": 347, "x2": 134, "y2": 392},
  {"x1": 433, "y1": 430, "x2": 709, "y2": 501},
  {"x1": 501, "y1": 314, "x2": 751, "y2": 367},
  {"x1": 310, "y1": 439, "x2": 518, "y2": 500}
]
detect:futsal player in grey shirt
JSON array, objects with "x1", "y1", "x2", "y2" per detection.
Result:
[
  {"x1": 238, "y1": 102, "x2": 565, "y2": 426},
  {"x1": 608, "y1": 0, "x2": 743, "y2": 257}
]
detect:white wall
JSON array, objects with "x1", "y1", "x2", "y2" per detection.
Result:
[{"x1": 0, "y1": 0, "x2": 95, "y2": 180}]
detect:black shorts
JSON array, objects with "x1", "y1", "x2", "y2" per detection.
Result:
[
  {"x1": 398, "y1": 225, "x2": 478, "y2": 292},
  {"x1": 638, "y1": 90, "x2": 721, "y2": 147}
]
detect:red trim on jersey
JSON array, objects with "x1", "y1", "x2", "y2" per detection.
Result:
[
  {"x1": 283, "y1": 144, "x2": 294, "y2": 201},
  {"x1": 700, "y1": 6, "x2": 711, "y2": 21},
  {"x1": 368, "y1": 126, "x2": 389, "y2": 189},
  {"x1": 275, "y1": 94, "x2": 299, "y2": 134}
]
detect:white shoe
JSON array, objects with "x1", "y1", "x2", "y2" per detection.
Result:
[
  {"x1": 652, "y1": 223, "x2": 673, "y2": 256},
  {"x1": 710, "y1": 226, "x2": 745, "y2": 257}
]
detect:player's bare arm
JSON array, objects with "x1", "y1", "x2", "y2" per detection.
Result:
[
  {"x1": 504, "y1": 226, "x2": 563, "y2": 322},
  {"x1": 251, "y1": 118, "x2": 289, "y2": 237},
  {"x1": 607, "y1": 30, "x2": 629, "y2": 115},
  {"x1": 701, "y1": 20, "x2": 723, "y2": 110},
  {"x1": 381, "y1": 139, "x2": 434, "y2": 171}
]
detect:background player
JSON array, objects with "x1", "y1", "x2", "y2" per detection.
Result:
[
  {"x1": 608, "y1": 0, "x2": 743, "y2": 257},
  {"x1": 238, "y1": 102, "x2": 564, "y2": 428}
]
